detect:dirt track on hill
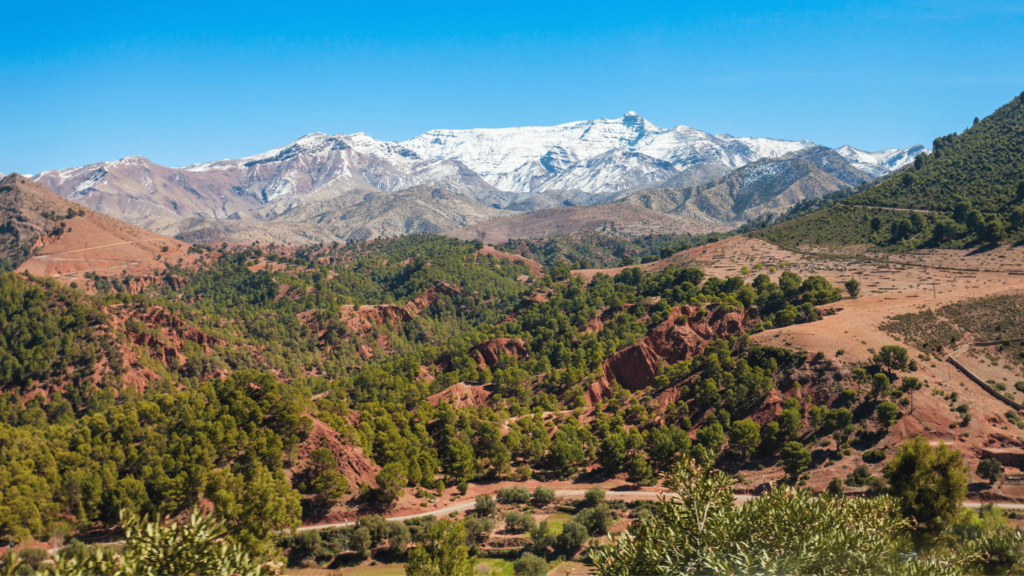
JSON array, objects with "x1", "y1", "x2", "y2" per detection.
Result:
[{"x1": 572, "y1": 235, "x2": 1024, "y2": 492}]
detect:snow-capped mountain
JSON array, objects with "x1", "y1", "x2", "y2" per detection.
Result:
[
  {"x1": 25, "y1": 113, "x2": 925, "y2": 239},
  {"x1": 31, "y1": 133, "x2": 494, "y2": 229},
  {"x1": 399, "y1": 112, "x2": 922, "y2": 194},
  {"x1": 835, "y1": 144, "x2": 928, "y2": 178}
]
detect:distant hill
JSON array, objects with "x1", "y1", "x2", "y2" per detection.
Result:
[
  {"x1": 650, "y1": 162, "x2": 733, "y2": 189},
  {"x1": 620, "y1": 146, "x2": 872, "y2": 225},
  {"x1": 171, "y1": 185, "x2": 515, "y2": 243},
  {"x1": 445, "y1": 203, "x2": 726, "y2": 244},
  {"x1": 853, "y1": 91, "x2": 1024, "y2": 213},
  {"x1": 751, "y1": 91, "x2": 1024, "y2": 251},
  {"x1": 31, "y1": 134, "x2": 496, "y2": 231},
  {"x1": 0, "y1": 174, "x2": 196, "y2": 283}
]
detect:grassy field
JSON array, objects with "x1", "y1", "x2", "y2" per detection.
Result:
[
  {"x1": 880, "y1": 309, "x2": 965, "y2": 354},
  {"x1": 881, "y1": 293, "x2": 1024, "y2": 370}
]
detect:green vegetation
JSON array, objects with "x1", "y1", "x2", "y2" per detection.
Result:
[
  {"x1": 590, "y1": 451, "x2": 1020, "y2": 575},
  {"x1": 751, "y1": 92, "x2": 1024, "y2": 252},
  {"x1": 856, "y1": 92, "x2": 1024, "y2": 213},
  {"x1": 1, "y1": 510, "x2": 272, "y2": 576},
  {"x1": 406, "y1": 519, "x2": 477, "y2": 576},
  {"x1": 496, "y1": 231, "x2": 728, "y2": 269},
  {"x1": 0, "y1": 229, "x2": 926, "y2": 572}
]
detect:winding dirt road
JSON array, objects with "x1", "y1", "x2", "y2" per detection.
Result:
[{"x1": 295, "y1": 489, "x2": 1024, "y2": 532}]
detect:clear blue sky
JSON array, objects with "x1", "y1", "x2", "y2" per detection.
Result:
[{"x1": 2, "y1": 0, "x2": 1023, "y2": 175}]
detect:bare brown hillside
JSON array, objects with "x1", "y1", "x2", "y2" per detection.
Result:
[
  {"x1": 0, "y1": 174, "x2": 200, "y2": 284},
  {"x1": 446, "y1": 203, "x2": 728, "y2": 244}
]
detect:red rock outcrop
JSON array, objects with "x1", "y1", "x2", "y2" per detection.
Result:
[
  {"x1": 427, "y1": 382, "x2": 493, "y2": 409},
  {"x1": 293, "y1": 417, "x2": 380, "y2": 490},
  {"x1": 405, "y1": 281, "x2": 463, "y2": 315},
  {"x1": 469, "y1": 338, "x2": 528, "y2": 369},
  {"x1": 596, "y1": 304, "x2": 760, "y2": 396},
  {"x1": 297, "y1": 281, "x2": 464, "y2": 359},
  {"x1": 747, "y1": 388, "x2": 786, "y2": 427},
  {"x1": 125, "y1": 274, "x2": 187, "y2": 294}
]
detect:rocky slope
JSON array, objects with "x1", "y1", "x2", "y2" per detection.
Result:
[
  {"x1": 620, "y1": 146, "x2": 872, "y2": 225},
  {"x1": 445, "y1": 203, "x2": 728, "y2": 244},
  {"x1": 170, "y1": 185, "x2": 515, "y2": 243},
  {"x1": 0, "y1": 174, "x2": 197, "y2": 283},
  {"x1": 31, "y1": 134, "x2": 497, "y2": 230}
]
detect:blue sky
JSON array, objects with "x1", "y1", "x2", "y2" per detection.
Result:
[{"x1": 2, "y1": 0, "x2": 1022, "y2": 175}]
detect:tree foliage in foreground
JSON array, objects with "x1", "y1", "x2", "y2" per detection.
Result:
[
  {"x1": 589, "y1": 455, "x2": 998, "y2": 576},
  {"x1": 405, "y1": 519, "x2": 477, "y2": 576},
  {"x1": 1, "y1": 510, "x2": 276, "y2": 576}
]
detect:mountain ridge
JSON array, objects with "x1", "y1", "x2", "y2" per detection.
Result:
[{"x1": 620, "y1": 146, "x2": 872, "y2": 226}]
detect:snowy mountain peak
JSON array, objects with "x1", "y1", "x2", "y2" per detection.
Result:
[
  {"x1": 398, "y1": 115, "x2": 923, "y2": 194},
  {"x1": 836, "y1": 144, "x2": 929, "y2": 177}
]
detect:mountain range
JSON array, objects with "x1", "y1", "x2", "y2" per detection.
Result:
[
  {"x1": 24, "y1": 113, "x2": 925, "y2": 242},
  {"x1": 619, "y1": 146, "x2": 872, "y2": 225}
]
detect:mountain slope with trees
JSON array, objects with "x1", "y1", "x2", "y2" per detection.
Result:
[{"x1": 752, "y1": 91, "x2": 1024, "y2": 252}]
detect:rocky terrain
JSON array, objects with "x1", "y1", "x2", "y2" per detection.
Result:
[
  {"x1": 0, "y1": 173, "x2": 200, "y2": 284},
  {"x1": 620, "y1": 146, "x2": 872, "y2": 225},
  {"x1": 446, "y1": 203, "x2": 727, "y2": 244},
  {"x1": 169, "y1": 185, "x2": 516, "y2": 243},
  {"x1": 24, "y1": 114, "x2": 925, "y2": 245}
]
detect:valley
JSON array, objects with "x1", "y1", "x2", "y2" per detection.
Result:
[{"x1": 1, "y1": 92, "x2": 1022, "y2": 576}]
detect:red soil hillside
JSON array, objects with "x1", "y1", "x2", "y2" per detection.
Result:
[
  {"x1": 297, "y1": 281, "x2": 467, "y2": 359},
  {"x1": 477, "y1": 245, "x2": 544, "y2": 277},
  {"x1": 588, "y1": 304, "x2": 759, "y2": 404},
  {"x1": 0, "y1": 174, "x2": 201, "y2": 285},
  {"x1": 426, "y1": 382, "x2": 494, "y2": 409},
  {"x1": 292, "y1": 416, "x2": 380, "y2": 491}
]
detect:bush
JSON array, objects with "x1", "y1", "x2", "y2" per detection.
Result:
[
  {"x1": 513, "y1": 552, "x2": 549, "y2": 576},
  {"x1": 827, "y1": 477, "x2": 844, "y2": 496},
  {"x1": 845, "y1": 464, "x2": 873, "y2": 487},
  {"x1": 575, "y1": 503, "x2": 613, "y2": 535},
  {"x1": 531, "y1": 520, "x2": 557, "y2": 549},
  {"x1": 862, "y1": 449, "x2": 886, "y2": 463},
  {"x1": 584, "y1": 486, "x2": 606, "y2": 507},
  {"x1": 557, "y1": 520, "x2": 589, "y2": 550},
  {"x1": 533, "y1": 486, "x2": 556, "y2": 506},
  {"x1": 475, "y1": 494, "x2": 498, "y2": 517},
  {"x1": 464, "y1": 516, "x2": 495, "y2": 547},
  {"x1": 497, "y1": 486, "x2": 531, "y2": 504},
  {"x1": 504, "y1": 511, "x2": 536, "y2": 534},
  {"x1": 977, "y1": 458, "x2": 1004, "y2": 483}
]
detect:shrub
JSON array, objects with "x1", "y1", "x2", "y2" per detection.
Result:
[
  {"x1": 532, "y1": 486, "x2": 556, "y2": 506},
  {"x1": 575, "y1": 503, "x2": 613, "y2": 535},
  {"x1": 557, "y1": 520, "x2": 589, "y2": 550},
  {"x1": 497, "y1": 486, "x2": 531, "y2": 504},
  {"x1": 827, "y1": 477, "x2": 844, "y2": 496},
  {"x1": 584, "y1": 486, "x2": 606, "y2": 507},
  {"x1": 977, "y1": 458, "x2": 1003, "y2": 483},
  {"x1": 475, "y1": 494, "x2": 498, "y2": 517},
  {"x1": 464, "y1": 516, "x2": 495, "y2": 547},
  {"x1": 862, "y1": 450, "x2": 886, "y2": 463},
  {"x1": 845, "y1": 464, "x2": 873, "y2": 487},
  {"x1": 530, "y1": 520, "x2": 556, "y2": 549},
  {"x1": 504, "y1": 511, "x2": 536, "y2": 534},
  {"x1": 514, "y1": 552, "x2": 549, "y2": 576}
]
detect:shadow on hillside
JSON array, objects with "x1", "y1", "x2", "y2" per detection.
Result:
[{"x1": 967, "y1": 242, "x2": 1001, "y2": 256}]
